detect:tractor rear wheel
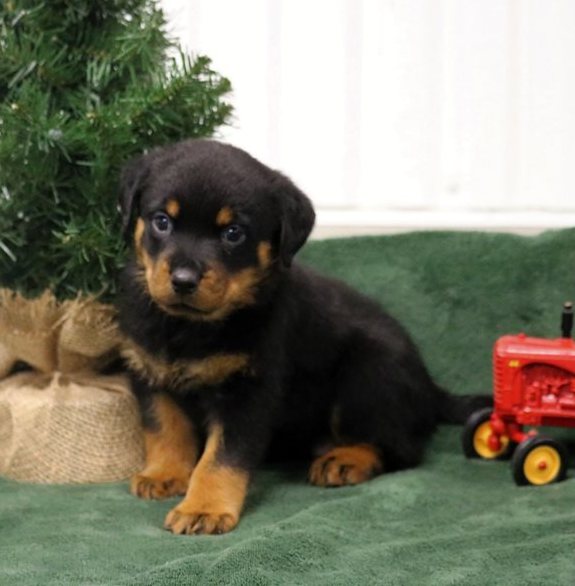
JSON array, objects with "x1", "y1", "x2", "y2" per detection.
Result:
[{"x1": 462, "y1": 407, "x2": 513, "y2": 460}]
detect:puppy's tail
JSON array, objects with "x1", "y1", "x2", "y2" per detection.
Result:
[{"x1": 435, "y1": 386, "x2": 493, "y2": 424}]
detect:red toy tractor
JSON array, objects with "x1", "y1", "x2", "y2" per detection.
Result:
[{"x1": 463, "y1": 302, "x2": 575, "y2": 485}]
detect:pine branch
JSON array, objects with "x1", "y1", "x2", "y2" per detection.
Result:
[{"x1": 0, "y1": 0, "x2": 233, "y2": 298}]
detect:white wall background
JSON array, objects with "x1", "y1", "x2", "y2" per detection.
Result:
[{"x1": 161, "y1": 0, "x2": 575, "y2": 236}]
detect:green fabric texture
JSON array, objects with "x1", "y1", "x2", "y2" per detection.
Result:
[{"x1": 2, "y1": 229, "x2": 575, "y2": 585}]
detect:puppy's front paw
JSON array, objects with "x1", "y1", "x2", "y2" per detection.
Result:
[
  {"x1": 309, "y1": 444, "x2": 383, "y2": 487},
  {"x1": 130, "y1": 473, "x2": 189, "y2": 500},
  {"x1": 164, "y1": 506, "x2": 238, "y2": 535}
]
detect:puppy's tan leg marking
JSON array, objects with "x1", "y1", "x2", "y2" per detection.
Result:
[
  {"x1": 131, "y1": 395, "x2": 198, "y2": 500},
  {"x1": 309, "y1": 444, "x2": 383, "y2": 487},
  {"x1": 164, "y1": 423, "x2": 249, "y2": 535}
]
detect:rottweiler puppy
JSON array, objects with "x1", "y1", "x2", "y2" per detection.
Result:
[{"x1": 117, "y1": 139, "x2": 488, "y2": 535}]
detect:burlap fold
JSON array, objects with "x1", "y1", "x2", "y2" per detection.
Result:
[{"x1": 0, "y1": 290, "x2": 144, "y2": 484}]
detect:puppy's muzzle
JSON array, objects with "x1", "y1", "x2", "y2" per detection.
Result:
[{"x1": 171, "y1": 267, "x2": 202, "y2": 295}]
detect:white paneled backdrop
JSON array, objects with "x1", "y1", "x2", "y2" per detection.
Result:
[{"x1": 161, "y1": 0, "x2": 575, "y2": 236}]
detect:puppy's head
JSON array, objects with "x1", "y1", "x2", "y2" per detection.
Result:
[{"x1": 119, "y1": 139, "x2": 315, "y2": 321}]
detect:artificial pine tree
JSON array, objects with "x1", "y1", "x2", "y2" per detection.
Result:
[{"x1": 0, "y1": 0, "x2": 232, "y2": 298}]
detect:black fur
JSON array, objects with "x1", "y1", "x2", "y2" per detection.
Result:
[{"x1": 118, "y1": 139, "x2": 489, "y2": 479}]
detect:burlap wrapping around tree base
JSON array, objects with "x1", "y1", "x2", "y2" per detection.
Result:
[{"x1": 0, "y1": 290, "x2": 144, "y2": 484}]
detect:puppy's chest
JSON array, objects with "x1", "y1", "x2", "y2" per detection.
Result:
[{"x1": 121, "y1": 336, "x2": 252, "y2": 391}]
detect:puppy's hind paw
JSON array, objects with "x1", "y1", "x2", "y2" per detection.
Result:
[{"x1": 309, "y1": 444, "x2": 383, "y2": 487}]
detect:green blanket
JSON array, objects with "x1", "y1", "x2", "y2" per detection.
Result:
[{"x1": 2, "y1": 229, "x2": 575, "y2": 585}]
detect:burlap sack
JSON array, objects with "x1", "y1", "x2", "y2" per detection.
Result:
[{"x1": 0, "y1": 290, "x2": 144, "y2": 484}]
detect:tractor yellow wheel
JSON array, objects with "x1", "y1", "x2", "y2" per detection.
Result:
[
  {"x1": 472, "y1": 421, "x2": 510, "y2": 460},
  {"x1": 512, "y1": 436, "x2": 568, "y2": 486},
  {"x1": 462, "y1": 407, "x2": 512, "y2": 460},
  {"x1": 523, "y1": 446, "x2": 562, "y2": 485}
]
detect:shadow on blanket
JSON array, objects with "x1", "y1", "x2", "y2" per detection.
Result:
[{"x1": 2, "y1": 229, "x2": 575, "y2": 585}]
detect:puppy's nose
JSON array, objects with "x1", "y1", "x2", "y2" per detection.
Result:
[{"x1": 171, "y1": 267, "x2": 200, "y2": 294}]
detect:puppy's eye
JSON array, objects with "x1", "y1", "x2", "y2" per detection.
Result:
[
  {"x1": 151, "y1": 212, "x2": 173, "y2": 235},
  {"x1": 221, "y1": 224, "x2": 246, "y2": 246}
]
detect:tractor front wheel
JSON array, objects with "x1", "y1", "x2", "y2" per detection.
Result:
[{"x1": 512, "y1": 436, "x2": 568, "y2": 486}]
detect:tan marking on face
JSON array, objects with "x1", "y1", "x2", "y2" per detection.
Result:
[
  {"x1": 135, "y1": 231, "x2": 270, "y2": 321},
  {"x1": 215, "y1": 206, "x2": 234, "y2": 226},
  {"x1": 223, "y1": 268, "x2": 261, "y2": 307},
  {"x1": 133, "y1": 218, "x2": 171, "y2": 298},
  {"x1": 164, "y1": 423, "x2": 249, "y2": 535},
  {"x1": 144, "y1": 255, "x2": 174, "y2": 303},
  {"x1": 157, "y1": 264, "x2": 269, "y2": 322},
  {"x1": 193, "y1": 266, "x2": 257, "y2": 314},
  {"x1": 309, "y1": 444, "x2": 383, "y2": 487},
  {"x1": 130, "y1": 394, "x2": 198, "y2": 500},
  {"x1": 121, "y1": 338, "x2": 251, "y2": 390},
  {"x1": 191, "y1": 267, "x2": 228, "y2": 310},
  {"x1": 166, "y1": 198, "x2": 180, "y2": 218},
  {"x1": 134, "y1": 218, "x2": 145, "y2": 261},
  {"x1": 257, "y1": 241, "x2": 272, "y2": 269}
]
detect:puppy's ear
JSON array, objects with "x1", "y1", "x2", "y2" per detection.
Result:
[
  {"x1": 275, "y1": 177, "x2": 315, "y2": 267},
  {"x1": 118, "y1": 154, "x2": 150, "y2": 238}
]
